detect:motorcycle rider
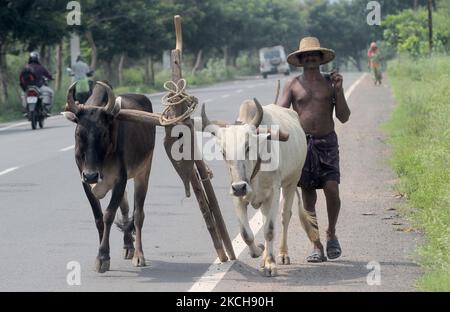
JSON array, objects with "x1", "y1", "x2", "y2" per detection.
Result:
[{"x1": 20, "y1": 51, "x2": 54, "y2": 116}]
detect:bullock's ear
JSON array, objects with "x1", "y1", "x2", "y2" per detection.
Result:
[{"x1": 62, "y1": 112, "x2": 78, "y2": 124}]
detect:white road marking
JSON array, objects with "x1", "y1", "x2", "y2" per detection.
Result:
[
  {"x1": 345, "y1": 73, "x2": 367, "y2": 99},
  {"x1": 236, "y1": 89, "x2": 243, "y2": 93},
  {"x1": 0, "y1": 122, "x2": 29, "y2": 132},
  {"x1": 59, "y1": 145, "x2": 75, "y2": 152},
  {"x1": 0, "y1": 167, "x2": 19, "y2": 176},
  {"x1": 189, "y1": 73, "x2": 368, "y2": 292},
  {"x1": 189, "y1": 211, "x2": 263, "y2": 292},
  {"x1": 221, "y1": 94, "x2": 230, "y2": 99},
  {"x1": 0, "y1": 115, "x2": 64, "y2": 132}
]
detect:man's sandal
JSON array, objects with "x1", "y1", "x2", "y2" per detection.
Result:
[
  {"x1": 326, "y1": 237, "x2": 342, "y2": 260},
  {"x1": 306, "y1": 250, "x2": 327, "y2": 263}
]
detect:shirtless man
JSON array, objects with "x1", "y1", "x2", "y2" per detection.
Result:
[{"x1": 278, "y1": 37, "x2": 351, "y2": 262}]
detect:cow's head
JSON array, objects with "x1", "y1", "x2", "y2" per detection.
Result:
[
  {"x1": 202, "y1": 98, "x2": 288, "y2": 198},
  {"x1": 63, "y1": 81, "x2": 121, "y2": 184}
]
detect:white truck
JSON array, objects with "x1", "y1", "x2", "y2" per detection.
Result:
[{"x1": 259, "y1": 45, "x2": 290, "y2": 79}]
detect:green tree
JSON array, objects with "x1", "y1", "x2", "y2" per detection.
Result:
[
  {"x1": 383, "y1": 8, "x2": 449, "y2": 56},
  {"x1": 0, "y1": 0, "x2": 66, "y2": 104}
]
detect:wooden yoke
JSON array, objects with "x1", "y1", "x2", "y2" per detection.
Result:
[{"x1": 164, "y1": 15, "x2": 235, "y2": 262}]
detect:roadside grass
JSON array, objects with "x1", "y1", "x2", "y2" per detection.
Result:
[{"x1": 383, "y1": 56, "x2": 450, "y2": 291}]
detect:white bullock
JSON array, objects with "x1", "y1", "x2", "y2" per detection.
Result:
[{"x1": 202, "y1": 98, "x2": 319, "y2": 276}]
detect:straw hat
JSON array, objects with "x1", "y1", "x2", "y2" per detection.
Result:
[{"x1": 287, "y1": 37, "x2": 335, "y2": 67}]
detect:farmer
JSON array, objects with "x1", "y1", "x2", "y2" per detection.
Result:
[
  {"x1": 367, "y1": 42, "x2": 382, "y2": 85},
  {"x1": 277, "y1": 37, "x2": 351, "y2": 262}
]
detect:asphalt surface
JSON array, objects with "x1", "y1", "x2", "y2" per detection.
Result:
[{"x1": 0, "y1": 72, "x2": 421, "y2": 291}]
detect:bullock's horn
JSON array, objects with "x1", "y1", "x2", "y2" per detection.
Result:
[
  {"x1": 96, "y1": 81, "x2": 116, "y2": 114},
  {"x1": 250, "y1": 98, "x2": 264, "y2": 128},
  {"x1": 65, "y1": 81, "x2": 79, "y2": 113},
  {"x1": 201, "y1": 104, "x2": 230, "y2": 130},
  {"x1": 201, "y1": 104, "x2": 212, "y2": 130}
]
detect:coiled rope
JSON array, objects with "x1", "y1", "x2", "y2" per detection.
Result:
[{"x1": 160, "y1": 79, "x2": 198, "y2": 126}]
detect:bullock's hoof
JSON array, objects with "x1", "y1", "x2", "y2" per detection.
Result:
[
  {"x1": 250, "y1": 243, "x2": 265, "y2": 258},
  {"x1": 123, "y1": 247, "x2": 135, "y2": 260},
  {"x1": 260, "y1": 262, "x2": 277, "y2": 277},
  {"x1": 95, "y1": 258, "x2": 110, "y2": 273},
  {"x1": 277, "y1": 254, "x2": 291, "y2": 265},
  {"x1": 132, "y1": 255, "x2": 146, "y2": 267}
]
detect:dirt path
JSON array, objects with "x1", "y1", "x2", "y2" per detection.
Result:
[{"x1": 212, "y1": 74, "x2": 423, "y2": 292}]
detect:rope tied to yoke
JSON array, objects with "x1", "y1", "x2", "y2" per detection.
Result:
[{"x1": 160, "y1": 79, "x2": 198, "y2": 126}]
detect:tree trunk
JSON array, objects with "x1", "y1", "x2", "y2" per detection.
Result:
[
  {"x1": 191, "y1": 49, "x2": 203, "y2": 75},
  {"x1": 85, "y1": 31, "x2": 97, "y2": 70},
  {"x1": 144, "y1": 57, "x2": 150, "y2": 85},
  {"x1": 231, "y1": 55, "x2": 237, "y2": 67},
  {"x1": 39, "y1": 45, "x2": 46, "y2": 66},
  {"x1": 349, "y1": 56, "x2": 362, "y2": 72},
  {"x1": 0, "y1": 40, "x2": 8, "y2": 105},
  {"x1": 45, "y1": 46, "x2": 51, "y2": 69},
  {"x1": 228, "y1": 49, "x2": 238, "y2": 67},
  {"x1": 55, "y1": 42, "x2": 62, "y2": 91},
  {"x1": 105, "y1": 61, "x2": 114, "y2": 85},
  {"x1": 118, "y1": 52, "x2": 126, "y2": 86},
  {"x1": 428, "y1": 0, "x2": 433, "y2": 55},
  {"x1": 150, "y1": 56, "x2": 155, "y2": 87},
  {"x1": 223, "y1": 46, "x2": 229, "y2": 67},
  {"x1": 413, "y1": 0, "x2": 419, "y2": 10}
]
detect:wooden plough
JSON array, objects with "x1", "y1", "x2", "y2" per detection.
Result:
[{"x1": 154, "y1": 16, "x2": 235, "y2": 262}]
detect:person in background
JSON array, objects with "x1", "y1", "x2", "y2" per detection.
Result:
[
  {"x1": 68, "y1": 55, "x2": 94, "y2": 103},
  {"x1": 367, "y1": 42, "x2": 382, "y2": 85}
]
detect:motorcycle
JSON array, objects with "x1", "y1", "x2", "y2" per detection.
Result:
[{"x1": 23, "y1": 78, "x2": 50, "y2": 130}]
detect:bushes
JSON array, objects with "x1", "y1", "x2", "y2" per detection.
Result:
[
  {"x1": 385, "y1": 56, "x2": 450, "y2": 291},
  {"x1": 185, "y1": 58, "x2": 236, "y2": 86}
]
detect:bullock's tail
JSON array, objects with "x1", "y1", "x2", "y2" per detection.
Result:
[
  {"x1": 115, "y1": 217, "x2": 135, "y2": 234},
  {"x1": 296, "y1": 189, "x2": 320, "y2": 243}
]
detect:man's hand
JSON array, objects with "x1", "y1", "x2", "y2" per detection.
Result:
[{"x1": 331, "y1": 72, "x2": 343, "y2": 91}]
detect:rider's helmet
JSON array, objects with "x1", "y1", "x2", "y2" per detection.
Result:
[{"x1": 28, "y1": 51, "x2": 40, "y2": 64}]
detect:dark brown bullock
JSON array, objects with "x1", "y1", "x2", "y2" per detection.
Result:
[{"x1": 64, "y1": 81, "x2": 156, "y2": 273}]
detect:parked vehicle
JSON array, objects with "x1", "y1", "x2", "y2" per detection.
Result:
[{"x1": 259, "y1": 45, "x2": 290, "y2": 79}]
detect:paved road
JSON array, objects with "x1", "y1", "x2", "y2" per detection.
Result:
[{"x1": 0, "y1": 73, "x2": 421, "y2": 291}]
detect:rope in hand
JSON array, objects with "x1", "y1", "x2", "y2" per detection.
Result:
[{"x1": 160, "y1": 79, "x2": 198, "y2": 126}]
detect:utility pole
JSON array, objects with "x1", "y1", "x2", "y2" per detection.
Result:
[{"x1": 427, "y1": 0, "x2": 433, "y2": 55}]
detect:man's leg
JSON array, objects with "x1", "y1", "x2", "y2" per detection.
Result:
[
  {"x1": 323, "y1": 180, "x2": 342, "y2": 259},
  {"x1": 301, "y1": 187, "x2": 326, "y2": 262}
]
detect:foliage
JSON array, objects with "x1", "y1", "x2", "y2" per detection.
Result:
[{"x1": 383, "y1": 8, "x2": 450, "y2": 57}]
